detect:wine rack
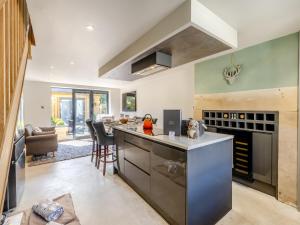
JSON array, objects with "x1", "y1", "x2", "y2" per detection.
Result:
[
  {"x1": 204, "y1": 110, "x2": 279, "y2": 184},
  {"x1": 203, "y1": 110, "x2": 278, "y2": 133}
]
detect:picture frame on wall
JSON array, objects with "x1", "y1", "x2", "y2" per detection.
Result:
[{"x1": 122, "y1": 91, "x2": 136, "y2": 112}]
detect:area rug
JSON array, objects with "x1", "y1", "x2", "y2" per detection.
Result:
[{"x1": 28, "y1": 139, "x2": 93, "y2": 167}]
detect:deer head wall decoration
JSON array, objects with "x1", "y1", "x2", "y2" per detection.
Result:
[{"x1": 223, "y1": 54, "x2": 242, "y2": 85}]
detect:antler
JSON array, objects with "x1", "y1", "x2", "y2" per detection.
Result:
[{"x1": 223, "y1": 65, "x2": 241, "y2": 84}]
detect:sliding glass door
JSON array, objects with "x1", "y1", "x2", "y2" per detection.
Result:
[
  {"x1": 51, "y1": 88, "x2": 73, "y2": 141},
  {"x1": 52, "y1": 88, "x2": 109, "y2": 140},
  {"x1": 72, "y1": 90, "x2": 109, "y2": 139},
  {"x1": 73, "y1": 90, "x2": 91, "y2": 138}
]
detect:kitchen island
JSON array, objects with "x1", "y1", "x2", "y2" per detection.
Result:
[{"x1": 113, "y1": 125, "x2": 233, "y2": 225}]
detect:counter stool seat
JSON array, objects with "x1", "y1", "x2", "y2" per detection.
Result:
[
  {"x1": 92, "y1": 121, "x2": 116, "y2": 175},
  {"x1": 86, "y1": 119, "x2": 98, "y2": 166}
]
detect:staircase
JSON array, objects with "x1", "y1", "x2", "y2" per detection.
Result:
[{"x1": 0, "y1": 0, "x2": 35, "y2": 212}]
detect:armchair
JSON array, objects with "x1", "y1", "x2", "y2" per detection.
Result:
[{"x1": 25, "y1": 124, "x2": 58, "y2": 156}]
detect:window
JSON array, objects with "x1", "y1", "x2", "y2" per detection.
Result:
[
  {"x1": 93, "y1": 92, "x2": 109, "y2": 120},
  {"x1": 51, "y1": 88, "x2": 73, "y2": 126},
  {"x1": 122, "y1": 91, "x2": 136, "y2": 112}
]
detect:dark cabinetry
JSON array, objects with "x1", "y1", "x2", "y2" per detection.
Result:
[
  {"x1": 114, "y1": 129, "x2": 232, "y2": 225},
  {"x1": 115, "y1": 130, "x2": 186, "y2": 224},
  {"x1": 125, "y1": 133, "x2": 153, "y2": 151},
  {"x1": 124, "y1": 141, "x2": 150, "y2": 173},
  {"x1": 151, "y1": 143, "x2": 186, "y2": 225},
  {"x1": 124, "y1": 160, "x2": 150, "y2": 195},
  {"x1": 114, "y1": 130, "x2": 125, "y2": 175},
  {"x1": 115, "y1": 130, "x2": 151, "y2": 196}
]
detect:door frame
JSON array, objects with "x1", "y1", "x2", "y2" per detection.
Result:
[
  {"x1": 72, "y1": 89, "x2": 92, "y2": 139},
  {"x1": 297, "y1": 31, "x2": 300, "y2": 211},
  {"x1": 72, "y1": 89, "x2": 109, "y2": 139}
]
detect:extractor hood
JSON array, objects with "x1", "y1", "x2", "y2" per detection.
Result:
[
  {"x1": 132, "y1": 51, "x2": 171, "y2": 76},
  {"x1": 98, "y1": 0, "x2": 238, "y2": 81}
]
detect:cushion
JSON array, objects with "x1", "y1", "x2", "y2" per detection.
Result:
[
  {"x1": 32, "y1": 131, "x2": 54, "y2": 136},
  {"x1": 25, "y1": 125, "x2": 34, "y2": 137},
  {"x1": 32, "y1": 127, "x2": 43, "y2": 136},
  {"x1": 15, "y1": 194, "x2": 81, "y2": 225},
  {"x1": 32, "y1": 200, "x2": 64, "y2": 222},
  {"x1": 33, "y1": 127, "x2": 43, "y2": 133}
]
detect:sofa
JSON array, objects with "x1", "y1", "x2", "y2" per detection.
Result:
[{"x1": 25, "y1": 124, "x2": 58, "y2": 156}]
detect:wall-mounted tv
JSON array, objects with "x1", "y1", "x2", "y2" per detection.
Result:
[{"x1": 122, "y1": 91, "x2": 136, "y2": 112}]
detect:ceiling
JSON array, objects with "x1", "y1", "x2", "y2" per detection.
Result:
[{"x1": 26, "y1": 0, "x2": 300, "y2": 88}]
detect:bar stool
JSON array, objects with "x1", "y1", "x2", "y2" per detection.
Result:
[
  {"x1": 85, "y1": 119, "x2": 98, "y2": 166},
  {"x1": 92, "y1": 121, "x2": 116, "y2": 176}
]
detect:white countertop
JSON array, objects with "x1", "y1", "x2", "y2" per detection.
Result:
[{"x1": 114, "y1": 125, "x2": 233, "y2": 150}]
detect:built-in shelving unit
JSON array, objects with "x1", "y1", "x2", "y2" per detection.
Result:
[
  {"x1": 203, "y1": 111, "x2": 278, "y2": 133},
  {"x1": 203, "y1": 110, "x2": 279, "y2": 197}
]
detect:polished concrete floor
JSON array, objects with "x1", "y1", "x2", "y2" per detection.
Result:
[{"x1": 18, "y1": 156, "x2": 300, "y2": 225}]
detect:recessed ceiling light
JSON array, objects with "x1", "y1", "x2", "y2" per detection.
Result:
[
  {"x1": 50, "y1": 65, "x2": 54, "y2": 69},
  {"x1": 70, "y1": 61, "x2": 75, "y2": 65},
  {"x1": 85, "y1": 25, "x2": 94, "y2": 31}
]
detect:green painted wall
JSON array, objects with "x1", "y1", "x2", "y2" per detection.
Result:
[{"x1": 195, "y1": 33, "x2": 299, "y2": 94}]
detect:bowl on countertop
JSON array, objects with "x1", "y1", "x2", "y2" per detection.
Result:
[{"x1": 120, "y1": 118, "x2": 128, "y2": 124}]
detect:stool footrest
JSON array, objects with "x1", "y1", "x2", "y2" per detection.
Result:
[{"x1": 100, "y1": 159, "x2": 117, "y2": 163}]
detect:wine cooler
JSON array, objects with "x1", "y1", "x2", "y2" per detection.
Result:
[
  {"x1": 218, "y1": 128, "x2": 253, "y2": 181},
  {"x1": 203, "y1": 110, "x2": 278, "y2": 197}
]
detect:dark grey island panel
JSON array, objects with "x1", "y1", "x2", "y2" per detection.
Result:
[
  {"x1": 187, "y1": 140, "x2": 232, "y2": 225},
  {"x1": 113, "y1": 127, "x2": 233, "y2": 225}
]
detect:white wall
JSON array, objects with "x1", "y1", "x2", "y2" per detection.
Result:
[
  {"x1": 109, "y1": 89, "x2": 121, "y2": 118},
  {"x1": 121, "y1": 63, "x2": 195, "y2": 127},
  {"x1": 23, "y1": 80, "x2": 121, "y2": 127},
  {"x1": 23, "y1": 81, "x2": 52, "y2": 127}
]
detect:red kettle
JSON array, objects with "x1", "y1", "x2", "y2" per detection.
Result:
[{"x1": 143, "y1": 114, "x2": 153, "y2": 130}]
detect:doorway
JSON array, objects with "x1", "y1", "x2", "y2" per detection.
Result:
[
  {"x1": 72, "y1": 90, "x2": 109, "y2": 139},
  {"x1": 51, "y1": 88, "x2": 109, "y2": 140}
]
